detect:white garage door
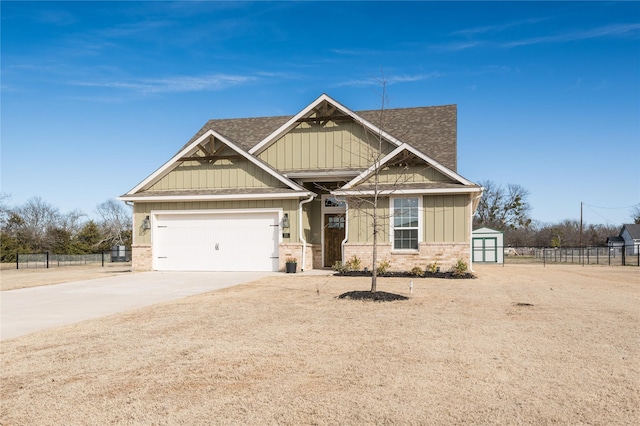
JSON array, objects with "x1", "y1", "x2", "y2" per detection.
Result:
[{"x1": 153, "y1": 211, "x2": 280, "y2": 271}]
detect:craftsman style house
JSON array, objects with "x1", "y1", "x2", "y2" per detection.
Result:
[{"x1": 120, "y1": 94, "x2": 482, "y2": 272}]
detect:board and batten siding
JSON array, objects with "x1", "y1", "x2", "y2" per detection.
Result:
[
  {"x1": 148, "y1": 159, "x2": 286, "y2": 191},
  {"x1": 347, "y1": 195, "x2": 469, "y2": 244},
  {"x1": 133, "y1": 199, "x2": 300, "y2": 245},
  {"x1": 376, "y1": 163, "x2": 457, "y2": 184},
  {"x1": 424, "y1": 194, "x2": 469, "y2": 243},
  {"x1": 258, "y1": 121, "x2": 396, "y2": 171}
]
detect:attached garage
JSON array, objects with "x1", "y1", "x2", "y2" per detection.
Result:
[
  {"x1": 152, "y1": 210, "x2": 281, "y2": 271},
  {"x1": 472, "y1": 227, "x2": 504, "y2": 264}
]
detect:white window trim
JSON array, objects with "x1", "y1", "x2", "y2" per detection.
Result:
[{"x1": 389, "y1": 196, "x2": 422, "y2": 252}]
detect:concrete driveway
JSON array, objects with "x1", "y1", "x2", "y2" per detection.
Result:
[{"x1": 0, "y1": 271, "x2": 278, "y2": 340}]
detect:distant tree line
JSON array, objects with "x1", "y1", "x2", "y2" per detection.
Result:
[
  {"x1": 473, "y1": 180, "x2": 638, "y2": 248},
  {"x1": 0, "y1": 195, "x2": 131, "y2": 262}
]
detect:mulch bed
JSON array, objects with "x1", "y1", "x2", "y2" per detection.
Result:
[
  {"x1": 337, "y1": 291, "x2": 409, "y2": 302},
  {"x1": 334, "y1": 271, "x2": 475, "y2": 279}
]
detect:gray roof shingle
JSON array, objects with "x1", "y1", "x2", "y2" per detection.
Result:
[{"x1": 181, "y1": 104, "x2": 458, "y2": 171}]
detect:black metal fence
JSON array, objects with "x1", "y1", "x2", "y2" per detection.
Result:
[
  {"x1": 15, "y1": 248, "x2": 132, "y2": 269},
  {"x1": 500, "y1": 244, "x2": 640, "y2": 267}
]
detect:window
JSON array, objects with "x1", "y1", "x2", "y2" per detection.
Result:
[
  {"x1": 324, "y1": 196, "x2": 346, "y2": 208},
  {"x1": 392, "y1": 197, "x2": 420, "y2": 250}
]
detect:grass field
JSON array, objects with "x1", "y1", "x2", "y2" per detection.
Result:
[{"x1": 1, "y1": 264, "x2": 638, "y2": 425}]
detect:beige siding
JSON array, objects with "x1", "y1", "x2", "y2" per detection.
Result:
[
  {"x1": 376, "y1": 163, "x2": 456, "y2": 184},
  {"x1": 424, "y1": 194, "x2": 469, "y2": 243},
  {"x1": 133, "y1": 199, "x2": 300, "y2": 245},
  {"x1": 258, "y1": 121, "x2": 395, "y2": 171},
  {"x1": 347, "y1": 198, "x2": 390, "y2": 243},
  {"x1": 346, "y1": 195, "x2": 469, "y2": 244},
  {"x1": 148, "y1": 159, "x2": 285, "y2": 191},
  {"x1": 304, "y1": 198, "x2": 322, "y2": 245}
]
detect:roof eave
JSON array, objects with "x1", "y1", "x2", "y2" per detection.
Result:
[{"x1": 118, "y1": 191, "x2": 314, "y2": 203}]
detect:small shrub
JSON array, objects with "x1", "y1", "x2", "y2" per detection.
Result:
[
  {"x1": 333, "y1": 261, "x2": 348, "y2": 273},
  {"x1": 451, "y1": 258, "x2": 468, "y2": 276},
  {"x1": 376, "y1": 258, "x2": 391, "y2": 275},
  {"x1": 426, "y1": 260, "x2": 439, "y2": 274},
  {"x1": 345, "y1": 255, "x2": 362, "y2": 271},
  {"x1": 410, "y1": 266, "x2": 424, "y2": 277}
]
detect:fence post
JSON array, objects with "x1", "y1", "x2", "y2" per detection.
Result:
[
  {"x1": 102, "y1": 250, "x2": 105, "y2": 267},
  {"x1": 16, "y1": 251, "x2": 19, "y2": 270},
  {"x1": 46, "y1": 251, "x2": 49, "y2": 269},
  {"x1": 622, "y1": 247, "x2": 626, "y2": 266}
]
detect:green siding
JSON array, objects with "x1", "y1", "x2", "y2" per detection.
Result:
[
  {"x1": 347, "y1": 198, "x2": 390, "y2": 243},
  {"x1": 424, "y1": 194, "x2": 469, "y2": 242},
  {"x1": 148, "y1": 159, "x2": 285, "y2": 191},
  {"x1": 345, "y1": 195, "x2": 469, "y2": 244},
  {"x1": 258, "y1": 121, "x2": 395, "y2": 171},
  {"x1": 376, "y1": 163, "x2": 456, "y2": 184}
]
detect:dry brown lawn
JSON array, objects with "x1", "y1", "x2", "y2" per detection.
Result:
[
  {"x1": 0, "y1": 263, "x2": 132, "y2": 291},
  {"x1": 1, "y1": 264, "x2": 638, "y2": 425}
]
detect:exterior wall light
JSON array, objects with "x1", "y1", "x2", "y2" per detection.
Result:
[
  {"x1": 282, "y1": 213, "x2": 290, "y2": 228},
  {"x1": 141, "y1": 215, "x2": 151, "y2": 230}
]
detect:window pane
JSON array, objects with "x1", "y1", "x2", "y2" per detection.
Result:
[
  {"x1": 393, "y1": 198, "x2": 418, "y2": 229},
  {"x1": 394, "y1": 229, "x2": 418, "y2": 250}
]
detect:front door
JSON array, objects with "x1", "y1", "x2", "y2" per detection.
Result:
[{"x1": 324, "y1": 214, "x2": 345, "y2": 267}]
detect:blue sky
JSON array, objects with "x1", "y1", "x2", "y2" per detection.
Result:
[{"x1": 2, "y1": 1, "x2": 639, "y2": 226}]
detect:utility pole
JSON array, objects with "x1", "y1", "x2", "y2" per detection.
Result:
[{"x1": 579, "y1": 202, "x2": 583, "y2": 248}]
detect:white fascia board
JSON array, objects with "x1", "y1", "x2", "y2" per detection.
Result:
[
  {"x1": 126, "y1": 129, "x2": 305, "y2": 195},
  {"x1": 248, "y1": 93, "x2": 403, "y2": 155},
  {"x1": 341, "y1": 144, "x2": 406, "y2": 190},
  {"x1": 209, "y1": 130, "x2": 307, "y2": 192},
  {"x1": 332, "y1": 187, "x2": 482, "y2": 196},
  {"x1": 341, "y1": 143, "x2": 476, "y2": 190},
  {"x1": 126, "y1": 130, "x2": 216, "y2": 195},
  {"x1": 284, "y1": 170, "x2": 360, "y2": 178},
  {"x1": 401, "y1": 143, "x2": 475, "y2": 186},
  {"x1": 118, "y1": 192, "x2": 312, "y2": 203}
]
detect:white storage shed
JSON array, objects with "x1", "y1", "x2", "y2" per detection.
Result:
[{"x1": 472, "y1": 227, "x2": 504, "y2": 264}]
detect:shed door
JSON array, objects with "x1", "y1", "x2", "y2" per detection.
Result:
[
  {"x1": 153, "y1": 212, "x2": 279, "y2": 271},
  {"x1": 473, "y1": 237, "x2": 497, "y2": 263}
]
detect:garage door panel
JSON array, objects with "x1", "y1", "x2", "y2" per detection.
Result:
[{"x1": 153, "y1": 212, "x2": 279, "y2": 271}]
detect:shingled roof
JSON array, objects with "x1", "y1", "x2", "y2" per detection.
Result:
[{"x1": 182, "y1": 104, "x2": 458, "y2": 171}]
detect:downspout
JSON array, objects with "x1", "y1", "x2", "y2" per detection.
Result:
[
  {"x1": 298, "y1": 195, "x2": 315, "y2": 272},
  {"x1": 341, "y1": 202, "x2": 349, "y2": 264},
  {"x1": 469, "y1": 188, "x2": 484, "y2": 272}
]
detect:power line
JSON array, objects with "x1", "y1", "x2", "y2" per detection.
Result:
[{"x1": 582, "y1": 202, "x2": 639, "y2": 210}]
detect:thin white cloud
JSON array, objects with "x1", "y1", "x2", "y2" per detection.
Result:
[
  {"x1": 430, "y1": 41, "x2": 483, "y2": 52},
  {"x1": 451, "y1": 17, "x2": 550, "y2": 37},
  {"x1": 74, "y1": 74, "x2": 257, "y2": 94},
  {"x1": 503, "y1": 23, "x2": 640, "y2": 47},
  {"x1": 333, "y1": 72, "x2": 442, "y2": 88},
  {"x1": 331, "y1": 48, "x2": 385, "y2": 56}
]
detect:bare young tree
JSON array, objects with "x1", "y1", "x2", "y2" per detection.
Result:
[{"x1": 334, "y1": 79, "x2": 415, "y2": 292}]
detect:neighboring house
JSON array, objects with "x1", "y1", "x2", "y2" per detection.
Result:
[
  {"x1": 618, "y1": 224, "x2": 640, "y2": 255},
  {"x1": 606, "y1": 236, "x2": 624, "y2": 249},
  {"x1": 471, "y1": 227, "x2": 504, "y2": 264},
  {"x1": 119, "y1": 94, "x2": 482, "y2": 272}
]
